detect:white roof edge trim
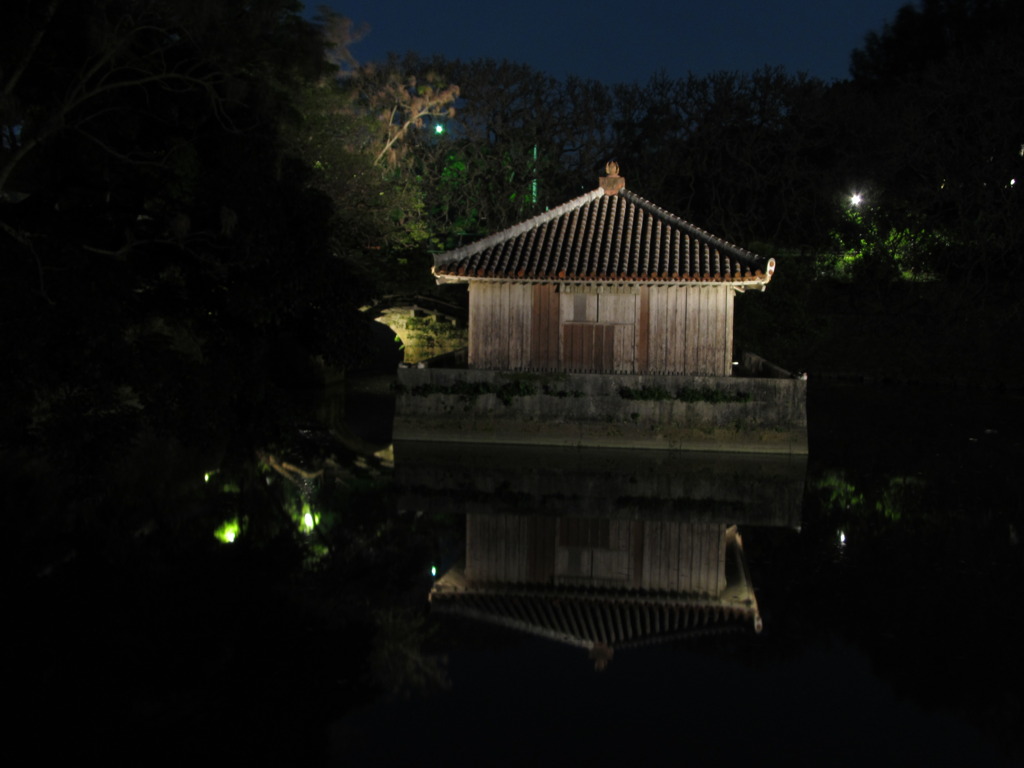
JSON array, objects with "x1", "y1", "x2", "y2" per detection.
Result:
[
  {"x1": 432, "y1": 268, "x2": 773, "y2": 289},
  {"x1": 432, "y1": 188, "x2": 604, "y2": 268}
]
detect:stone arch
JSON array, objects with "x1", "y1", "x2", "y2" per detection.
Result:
[{"x1": 372, "y1": 301, "x2": 467, "y2": 365}]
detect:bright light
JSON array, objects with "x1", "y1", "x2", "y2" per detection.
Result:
[
  {"x1": 839, "y1": 530, "x2": 847, "y2": 546},
  {"x1": 296, "y1": 505, "x2": 319, "y2": 536},
  {"x1": 298, "y1": 503, "x2": 319, "y2": 533},
  {"x1": 850, "y1": 193, "x2": 863, "y2": 207},
  {"x1": 430, "y1": 565, "x2": 437, "y2": 577},
  {"x1": 434, "y1": 123, "x2": 445, "y2": 135},
  {"x1": 214, "y1": 518, "x2": 240, "y2": 543}
]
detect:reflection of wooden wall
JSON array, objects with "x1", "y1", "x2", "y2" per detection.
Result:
[
  {"x1": 468, "y1": 282, "x2": 733, "y2": 375},
  {"x1": 466, "y1": 514, "x2": 557, "y2": 584},
  {"x1": 555, "y1": 517, "x2": 635, "y2": 588},
  {"x1": 639, "y1": 520, "x2": 726, "y2": 595},
  {"x1": 465, "y1": 514, "x2": 728, "y2": 596}
]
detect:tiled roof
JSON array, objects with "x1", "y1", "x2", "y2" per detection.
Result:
[
  {"x1": 433, "y1": 186, "x2": 774, "y2": 286},
  {"x1": 431, "y1": 587, "x2": 760, "y2": 650}
]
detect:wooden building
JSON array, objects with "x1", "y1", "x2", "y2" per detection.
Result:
[
  {"x1": 432, "y1": 164, "x2": 775, "y2": 376},
  {"x1": 410, "y1": 445, "x2": 808, "y2": 663},
  {"x1": 395, "y1": 165, "x2": 805, "y2": 453},
  {"x1": 430, "y1": 514, "x2": 763, "y2": 665}
]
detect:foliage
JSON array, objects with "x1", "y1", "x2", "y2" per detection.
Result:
[
  {"x1": 618, "y1": 385, "x2": 751, "y2": 403},
  {"x1": 360, "y1": 69, "x2": 459, "y2": 168},
  {"x1": 612, "y1": 68, "x2": 836, "y2": 249},
  {"x1": 618, "y1": 385, "x2": 674, "y2": 401},
  {"x1": 6, "y1": 4, "x2": 1023, "y2": 755},
  {"x1": 407, "y1": 377, "x2": 538, "y2": 406},
  {"x1": 288, "y1": 79, "x2": 436, "y2": 254},
  {"x1": 395, "y1": 58, "x2": 853, "y2": 260},
  {"x1": 827, "y1": 202, "x2": 952, "y2": 281},
  {"x1": 0, "y1": 0, "x2": 378, "y2": 563},
  {"x1": 286, "y1": 17, "x2": 459, "y2": 285},
  {"x1": 400, "y1": 55, "x2": 614, "y2": 244},
  {"x1": 13, "y1": 436, "x2": 452, "y2": 761},
  {"x1": 393, "y1": 6, "x2": 1022, "y2": 286},
  {"x1": 842, "y1": 0, "x2": 1024, "y2": 282}
]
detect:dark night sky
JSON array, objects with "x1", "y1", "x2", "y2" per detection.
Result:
[{"x1": 317, "y1": 0, "x2": 908, "y2": 83}]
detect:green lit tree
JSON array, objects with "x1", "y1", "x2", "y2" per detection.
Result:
[
  {"x1": 843, "y1": 0, "x2": 1024, "y2": 284},
  {"x1": 399, "y1": 55, "x2": 615, "y2": 243}
]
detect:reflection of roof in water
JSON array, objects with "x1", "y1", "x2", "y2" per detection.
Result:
[
  {"x1": 431, "y1": 524, "x2": 762, "y2": 655},
  {"x1": 431, "y1": 584, "x2": 760, "y2": 651},
  {"x1": 412, "y1": 444, "x2": 792, "y2": 664}
]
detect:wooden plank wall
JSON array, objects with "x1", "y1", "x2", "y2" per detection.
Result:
[
  {"x1": 469, "y1": 282, "x2": 534, "y2": 369},
  {"x1": 469, "y1": 281, "x2": 734, "y2": 375},
  {"x1": 645, "y1": 286, "x2": 734, "y2": 376},
  {"x1": 601, "y1": 293, "x2": 640, "y2": 374},
  {"x1": 530, "y1": 284, "x2": 560, "y2": 369},
  {"x1": 558, "y1": 290, "x2": 639, "y2": 373}
]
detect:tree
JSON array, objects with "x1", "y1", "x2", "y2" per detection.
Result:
[
  {"x1": 290, "y1": 79, "x2": 434, "y2": 253},
  {"x1": 609, "y1": 69, "x2": 834, "y2": 250},
  {"x1": 0, "y1": 0, "x2": 374, "y2": 561},
  {"x1": 287, "y1": 14, "x2": 460, "y2": 292},
  {"x1": 844, "y1": 0, "x2": 1024, "y2": 282},
  {"x1": 393, "y1": 55, "x2": 618, "y2": 246}
]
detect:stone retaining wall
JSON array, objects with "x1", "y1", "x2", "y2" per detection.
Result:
[{"x1": 394, "y1": 368, "x2": 807, "y2": 454}]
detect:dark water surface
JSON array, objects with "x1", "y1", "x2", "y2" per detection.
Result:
[{"x1": 333, "y1": 379, "x2": 1023, "y2": 767}]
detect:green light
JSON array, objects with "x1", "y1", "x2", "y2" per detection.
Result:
[
  {"x1": 298, "y1": 502, "x2": 320, "y2": 533},
  {"x1": 435, "y1": 123, "x2": 445, "y2": 135},
  {"x1": 531, "y1": 144, "x2": 538, "y2": 205},
  {"x1": 214, "y1": 518, "x2": 240, "y2": 543}
]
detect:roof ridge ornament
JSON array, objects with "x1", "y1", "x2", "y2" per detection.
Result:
[{"x1": 600, "y1": 160, "x2": 625, "y2": 196}]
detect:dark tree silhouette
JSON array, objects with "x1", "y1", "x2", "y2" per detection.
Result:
[
  {"x1": 0, "y1": 0, "x2": 373, "y2": 558},
  {"x1": 844, "y1": 0, "x2": 1024, "y2": 282}
]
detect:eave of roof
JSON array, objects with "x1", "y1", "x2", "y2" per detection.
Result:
[
  {"x1": 432, "y1": 187, "x2": 774, "y2": 288},
  {"x1": 430, "y1": 588, "x2": 759, "y2": 650}
]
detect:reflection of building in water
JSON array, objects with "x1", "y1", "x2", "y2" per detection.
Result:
[
  {"x1": 431, "y1": 516, "x2": 762, "y2": 665},
  {"x1": 400, "y1": 443, "x2": 804, "y2": 665}
]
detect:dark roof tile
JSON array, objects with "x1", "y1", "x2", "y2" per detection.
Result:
[{"x1": 433, "y1": 187, "x2": 773, "y2": 286}]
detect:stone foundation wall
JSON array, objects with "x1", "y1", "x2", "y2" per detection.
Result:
[{"x1": 394, "y1": 368, "x2": 807, "y2": 454}]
